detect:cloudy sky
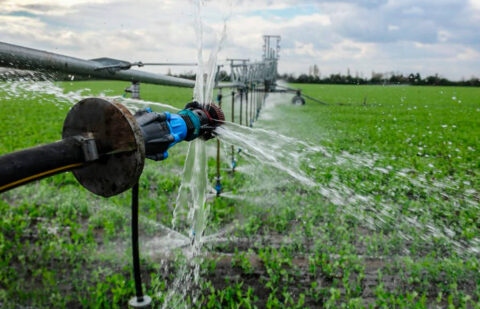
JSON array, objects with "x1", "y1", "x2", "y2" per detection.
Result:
[{"x1": 1, "y1": 0, "x2": 479, "y2": 80}]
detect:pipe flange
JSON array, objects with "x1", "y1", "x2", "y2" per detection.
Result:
[{"x1": 62, "y1": 98, "x2": 145, "y2": 197}]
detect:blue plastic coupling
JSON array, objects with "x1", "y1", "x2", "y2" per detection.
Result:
[
  {"x1": 164, "y1": 112, "x2": 188, "y2": 147},
  {"x1": 231, "y1": 159, "x2": 237, "y2": 169},
  {"x1": 215, "y1": 177, "x2": 222, "y2": 196}
]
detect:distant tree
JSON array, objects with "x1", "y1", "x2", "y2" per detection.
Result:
[
  {"x1": 277, "y1": 69, "x2": 478, "y2": 87},
  {"x1": 414, "y1": 73, "x2": 422, "y2": 85},
  {"x1": 371, "y1": 72, "x2": 383, "y2": 84}
]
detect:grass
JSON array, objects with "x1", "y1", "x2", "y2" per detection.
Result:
[{"x1": 0, "y1": 80, "x2": 479, "y2": 308}]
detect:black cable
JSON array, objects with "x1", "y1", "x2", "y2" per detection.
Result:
[{"x1": 131, "y1": 183, "x2": 144, "y2": 301}]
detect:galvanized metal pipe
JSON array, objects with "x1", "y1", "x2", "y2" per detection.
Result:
[
  {"x1": 0, "y1": 42, "x2": 194, "y2": 87},
  {"x1": 0, "y1": 42, "x2": 240, "y2": 89}
]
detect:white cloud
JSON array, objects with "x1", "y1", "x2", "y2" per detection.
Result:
[
  {"x1": 293, "y1": 42, "x2": 317, "y2": 57},
  {"x1": 457, "y1": 47, "x2": 480, "y2": 60},
  {"x1": 470, "y1": 0, "x2": 480, "y2": 10},
  {"x1": 388, "y1": 25, "x2": 399, "y2": 31}
]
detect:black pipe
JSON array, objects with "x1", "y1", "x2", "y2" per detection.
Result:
[
  {"x1": 131, "y1": 183, "x2": 144, "y2": 300},
  {"x1": 0, "y1": 137, "x2": 85, "y2": 193}
]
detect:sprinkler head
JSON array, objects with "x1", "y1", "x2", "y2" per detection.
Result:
[
  {"x1": 181, "y1": 101, "x2": 225, "y2": 140},
  {"x1": 133, "y1": 101, "x2": 225, "y2": 161}
]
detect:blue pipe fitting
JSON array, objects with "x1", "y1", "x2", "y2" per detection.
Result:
[
  {"x1": 215, "y1": 177, "x2": 222, "y2": 196},
  {"x1": 164, "y1": 112, "x2": 188, "y2": 147},
  {"x1": 134, "y1": 102, "x2": 224, "y2": 161}
]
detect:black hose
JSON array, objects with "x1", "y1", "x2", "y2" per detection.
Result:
[
  {"x1": 0, "y1": 137, "x2": 85, "y2": 193},
  {"x1": 131, "y1": 183, "x2": 144, "y2": 301}
]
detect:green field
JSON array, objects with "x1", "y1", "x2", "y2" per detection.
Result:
[{"x1": 1, "y1": 81, "x2": 480, "y2": 308}]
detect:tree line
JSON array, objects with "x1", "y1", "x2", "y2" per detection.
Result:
[
  {"x1": 279, "y1": 72, "x2": 480, "y2": 87},
  {"x1": 172, "y1": 70, "x2": 480, "y2": 87}
]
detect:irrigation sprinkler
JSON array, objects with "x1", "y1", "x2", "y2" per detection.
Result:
[
  {"x1": 292, "y1": 90, "x2": 306, "y2": 105},
  {"x1": 0, "y1": 97, "x2": 225, "y2": 307},
  {"x1": 274, "y1": 84, "x2": 328, "y2": 105},
  {"x1": 125, "y1": 81, "x2": 141, "y2": 99},
  {"x1": 0, "y1": 34, "x2": 284, "y2": 304}
]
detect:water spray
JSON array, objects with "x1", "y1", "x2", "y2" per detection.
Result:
[{"x1": 0, "y1": 34, "x2": 281, "y2": 306}]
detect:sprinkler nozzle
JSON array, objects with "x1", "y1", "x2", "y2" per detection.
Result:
[
  {"x1": 180, "y1": 101, "x2": 225, "y2": 140},
  {"x1": 291, "y1": 90, "x2": 306, "y2": 105},
  {"x1": 135, "y1": 101, "x2": 224, "y2": 161}
]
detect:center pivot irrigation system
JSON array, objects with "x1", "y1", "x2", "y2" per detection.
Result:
[{"x1": 0, "y1": 35, "x2": 310, "y2": 307}]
